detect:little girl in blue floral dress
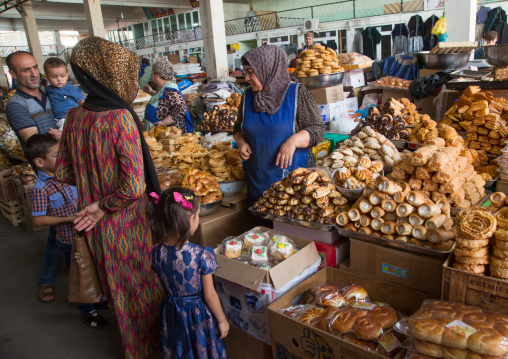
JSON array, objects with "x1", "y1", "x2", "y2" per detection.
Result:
[{"x1": 147, "y1": 187, "x2": 229, "y2": 359}]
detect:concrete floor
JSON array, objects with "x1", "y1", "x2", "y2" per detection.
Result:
[{"x1": 0, "y1": 216, "x2": 125, "y2": 359}]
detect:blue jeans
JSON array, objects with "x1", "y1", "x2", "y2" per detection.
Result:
[
  {"x1": 39, "y1": 226, "x2": 61, "y2": 287},
  {"x1": 56, "y1": 241, "x2": 95, "y2": 316}
]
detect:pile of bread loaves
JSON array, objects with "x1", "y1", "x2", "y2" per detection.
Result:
[
  {"x1": 439, "y1": 85, "x2": 508, "y2": 156},
  {"x1": 387, "y1": 132, "x2": 486, "y2": 209},
  {"x1": 336, "y1": 175, "x2": 454, "y2": 251},
  {"x1": 399, "y1": 300, "x2": 508, "y2": 358},
  {"x1": 281, "y1": 283, "x2": 403, "y2": 357},
  {"x1": 295, "y1": 44, "x2": 344, "y2": 77}
]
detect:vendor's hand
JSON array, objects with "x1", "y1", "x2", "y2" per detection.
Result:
[
  {"x1": 237, "y1": 141, "x2": 252, "y2": 161},
  {"x1": 143, "y1": 84, "x2": 155, "y2": 95},
  {"x1": 276, "y1": 138, "x2": 297, "y2": 169},
  {"x1": 48, "y1": 128, "x2": 62, "y2": 141},
  {"x1": 74, "y1": 202, "x2": 106, "y2": 232}
]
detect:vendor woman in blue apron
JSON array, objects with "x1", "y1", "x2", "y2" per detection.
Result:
[
  {"x1": 233, "y1": 44, "x2": 325, "y2": 206},
  {"x1": 144, "y1": 60, "x2": 193, "y2": 133}
]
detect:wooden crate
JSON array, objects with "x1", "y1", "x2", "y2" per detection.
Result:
[
  {"x1": 0, "y1": 207, "x2": 22, "y2": 226},
  {"x1": 0, "y1": 169, "x2": 17, "y2": 203},
  {"x1": 0, "y1": 199, "x2": 22, "y2": 227},
  {"x1": 13, "y1": 179, "x2": 47, "y2": 232}
]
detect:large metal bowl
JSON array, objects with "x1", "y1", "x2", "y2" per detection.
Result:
[
  {"x1": 484, "y1": 45, "x2": 508, "y2": 67},
  {"x1": 295, "y1": 72, "x2": 345, "y2": 89},
  {"x1": 415, "y1": 51, "x2": 470, "y2": 69},
  {"x1": 219, "y1": 180, "x2": 245, "y2": 197},
  {"x1": 199, "y1": 199, "x2": 222, "y2": 217}
]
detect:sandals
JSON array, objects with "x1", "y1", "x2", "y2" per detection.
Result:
[
  {"x1": 81, "y1": 310, "x2": 108, "y2": 329},
  {"x1": 38, "y1": 285, "x2": 55, "y2": 303}
]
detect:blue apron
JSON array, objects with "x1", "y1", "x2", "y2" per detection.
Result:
[
  {"x1": 145, "y1": 81, "x2": 193, "y2": 133},
  {"x1": 242, "y1": 83, "x2": 308, "y2": 206}
]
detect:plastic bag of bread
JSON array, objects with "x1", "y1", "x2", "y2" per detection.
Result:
[
  {"x1": 407, "y1": 338, "x2": 508, "y2": 359},
  {"x1": 279, "y1": 304, "x2": 310, "y2": 320},
  {"x1": 314, "y1": 283, "x2": 369, "y2": 308},
  {"x1": 394, "y1": 299, "x2": 508, "y2": 357}
]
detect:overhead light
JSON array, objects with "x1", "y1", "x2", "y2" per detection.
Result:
[{"x1": 121, "y1": 11, "x2": 124, "y2": 19}]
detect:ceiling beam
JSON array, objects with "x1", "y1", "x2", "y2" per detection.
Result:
[{"x1": 31, "y1": 0, "x2": 193, "y2": 9}]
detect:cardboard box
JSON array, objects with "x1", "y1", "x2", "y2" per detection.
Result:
[
  {"x1": 190, "y1": 200, "x2": 256, "y2": 247},
  {"x1": 230, "y1": 43, "x2": 240, "y2": 50},
  {"x1": 314, "y1": 238, "x2": 350, "y2": 269},
  {"x1": 168, "y1": 54, "x2": 180, "y2": 64},
  {"x1": 224, "y1": 320, "x2": 272, "y2": 359},
  {"x1": 343, "y1": 69, "x2": 366, "y2": 88},
  {"x1": 189, "y1": 55, "x2": 198, "y2": 63},
  {"x1": 215, "y1": 258, "x2": 319, "y2": 344},
  {"x1": 268, "y1": 268, "x2": 435, "y2": 359},
  {"x1": 328, "y1": 97, "x2": 359, "y2": 119},
  {"x1": 311, "y1": 140, "x2": 331, "y2": 161},
  {"x1": 213, "y1": 226, "x2": 320, "y2": 291},
  {"x1": 273, "y1": 220, "x2": 339, "y2": 245},
  {"x1": 309, "y1": 85, "x2": 344, "y2": 104},
  {"x1": 414, "y1": 94, "x2": 437, "y2": 120},
  {"x1": 442, "y1": 254, "x2": 508, "y2": 314},
  {"x1": 419, "y1": 68, "x2": 441, "y2": 78},
  {"x1": 348, "y1": 238, "x2": 444, "y2": 296}
]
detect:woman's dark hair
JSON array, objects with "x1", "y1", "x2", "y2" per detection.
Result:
[
  {"x1": 146, "y1": 187, "x2": 200, "y2": 247},
  {"x1": 142, "y1": 58, "x2": 150, "y2": 65}
]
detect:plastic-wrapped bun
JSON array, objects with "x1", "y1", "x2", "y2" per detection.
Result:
[
  {"x1": 222, "y1": 237, "x2": 243, "y2": 258},
  {"x1": 271, "y1": 234, "x2": 290, "y2": 244},
  {"x1": 244, "y1": 231, "x2": 269, "y2": 249},
  {"x1": 271, "y1": 241, "x2": 295, "y2": 260},
  {"x1": 249, "y1": 245, "x2": 270, "y2": 264}
]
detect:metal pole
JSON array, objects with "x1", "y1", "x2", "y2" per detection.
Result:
[
  {"x1": 400, "y1": 0, "x2": 403, "y2": 12},
  {"x1": 353, "y1": 0, "x2": 356, "y2": 18}
]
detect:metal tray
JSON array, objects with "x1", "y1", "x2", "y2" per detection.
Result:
[
  {"x1": 335, "y1": 225, "x2": 453, "y2": 259},
  {"x1": 450, "y1": 191, "x2": 492, "y2": 217},
  {"x1": 249, "y1": 207, "x2": 335, "y2": 232},
  {"x1": 450, "y1": 70, "x2": 492, "y2": 80},
  {"x1": 392, "y1": 140, "x2": 407, "y2": 150}
]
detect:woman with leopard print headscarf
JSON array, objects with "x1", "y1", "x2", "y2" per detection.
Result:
[
  {"x1": 143, "y1": 59, "x2": 193, "y2": 133},
  {"x1": 55, "y1": 37, "x2": 163, "y2": 359}
]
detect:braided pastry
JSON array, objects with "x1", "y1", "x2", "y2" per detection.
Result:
[
  {"x1": 329, "y1": 308, "x2": 368, "y2": 334},
  {"x1": 458, "y1": 210, "x2": 497, "y2": 239},
  {"x1": 495, "y1": 208, "x2": 508, "y2": 230}
]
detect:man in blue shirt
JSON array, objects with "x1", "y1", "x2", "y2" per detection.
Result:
[{"x1": 5, "y1": 51, "x2": 62, "y2": 303}]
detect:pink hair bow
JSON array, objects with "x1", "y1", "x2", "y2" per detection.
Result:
[
  {"x1": 174, "y1": 192, "x2": 193, "y2": 210},
  {"x1": 149, "y1": 192, "x2": 160, "y2": 204}
]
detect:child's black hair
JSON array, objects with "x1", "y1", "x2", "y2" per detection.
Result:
[
  {"x1": 146, "y1": 187, "x2": 200, "y2": 248},
  {"x1": 24, "y1": 134, "x2": 59, "y2": 170}
]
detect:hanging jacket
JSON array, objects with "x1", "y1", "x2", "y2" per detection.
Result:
[
  {"x1": 478, "y1": 6, "x2": 491, "y2": 24},
  {"x1": 392, "y1": 24, "x2": 409, "y2": 39},
  {"x1": 483, "y1": 6, "x2": 507, "y2": 37},
  {"x1": 423, "y1": 15, "x2": 439, "y2": 51},
  {"x1": 495, "y1": 21, "x2": 508, "y2": 45},
  {"x1": 408, "y1": 15, "x2": 424, "y2": 37},
  {"x1": 392, "y1": 24, "x2": 409, "y2": 55}
]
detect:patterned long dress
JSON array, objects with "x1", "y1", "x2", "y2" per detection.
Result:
[
  {"x1": 55, "y1": 106, "x2": 163, "y2": 359},
  {"x1": 151, "y1": 243, "x2": 228, "y2": 359}
]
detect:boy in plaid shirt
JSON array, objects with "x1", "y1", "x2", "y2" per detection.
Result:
[{"x1": 25, "y1": 134, "x2": 108, "y2": 328}]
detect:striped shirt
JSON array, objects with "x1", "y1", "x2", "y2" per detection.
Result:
[
  {"x1": 5, "y1": 88, "x2": 57, "y2": 148},
  {"x1": 31, "y1": 171, "x2": 77, "y2": 245}
]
